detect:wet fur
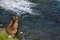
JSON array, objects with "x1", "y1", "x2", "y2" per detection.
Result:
[{"x1": 6, "y1": 16, "x2": 18, "y2": 35}]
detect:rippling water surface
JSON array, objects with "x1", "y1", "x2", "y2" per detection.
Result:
[{"x1": 0, "y1": 0, "x2": 60, "y2": 40}]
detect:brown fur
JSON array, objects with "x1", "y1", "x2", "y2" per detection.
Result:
[{"x1": 6, "y1": 16, "x2": 18, "y2": 35}]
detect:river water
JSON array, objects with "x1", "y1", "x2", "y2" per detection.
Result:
[{"x1": 0, "y1": 0, "x2": 60, "y2": 40}]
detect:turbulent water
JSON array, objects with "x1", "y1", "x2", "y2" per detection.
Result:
[
  {"x1": 0, "y1": 0, "x2": 60, "y2": 40},
  {"x1": 0, "y1": 0, "x2": 38, "y2": 16}
]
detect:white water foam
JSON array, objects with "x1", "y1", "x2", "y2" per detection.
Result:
[{"x1": 0, "y1": 0, "x2": 37, "y2": 16}]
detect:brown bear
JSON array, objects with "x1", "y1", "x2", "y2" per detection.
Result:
[{"x1": 6, "y1": 16, "x2": 18, "y2": 38}]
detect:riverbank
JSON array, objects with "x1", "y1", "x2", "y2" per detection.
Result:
[{"x1": 0, "y1": 28, "x2": 18, "y2": 40}]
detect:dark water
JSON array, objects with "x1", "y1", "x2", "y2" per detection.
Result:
[{"x1": 0, "y1": 0, "x2": 60, "y2": 40}]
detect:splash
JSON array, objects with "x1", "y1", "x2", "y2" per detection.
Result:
[{"x1": 0, "y1": 0, "x2": 37, "y2": 16}]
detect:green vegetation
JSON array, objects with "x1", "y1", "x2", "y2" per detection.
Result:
[{"x1": 0, "y1": 29, "x2": 18, "y2": 40}]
